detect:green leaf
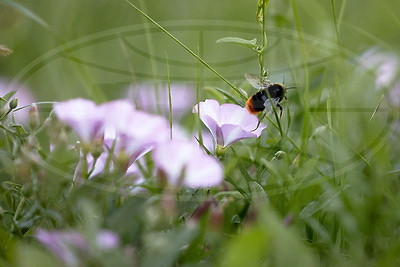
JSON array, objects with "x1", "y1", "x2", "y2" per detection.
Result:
[
  {"x1": 216, "y1": 37, "x2": 258, "y2": 50},
  {"x1": 9, "y1": 123, "x2": 28, "y2": 136},
  {"x1": 221, "y1": 227, "x2": 269, "y2": 267},
  {"x1": 2, "y1": 90, "x2": 16, "y2": 101},
  {"x1": 214, "y1": 87, "x2": 244, "y2": 106}
]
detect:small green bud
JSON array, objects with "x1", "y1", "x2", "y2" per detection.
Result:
[
  {"x1": 9, "y1": 98, "x2": 18, "y2": 110},
  {"x1": 116, "y1": 151, "x2": 130, "y2": 172},
  {"x1": 311, "y1": 125, "x2": 327, "y2": 139},
  {"x1": 91, "y1": 142, "x2": 104, "y2": 159},
  {"x1": 272, "y1": 150, "x2": 286, "y2": 160},
  {"x1": 215, "y1": 145, "x2": 227, "y2": 159}
]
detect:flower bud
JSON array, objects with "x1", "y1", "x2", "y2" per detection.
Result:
[
  {"x1": 90, "y1": 142, "x2": 104, "y2": 159},
  {"x1": 9, "y1": 97, "x2": 18, "y2": 110},
  {"x1": 311, "y1": 125, "x2": 327, "y2": 139},
  {"x1": 272, "y1": 150, "x2": 286, "y2": 160},
  {"x1": 215, "y1": 145, "x2": 227, "y2": 159},
  {"x1": 29, "y1": 103, "x2": 40, "y2": 129},
  {"x1": 116, "y1": 151, "x2": 130, "y2": 172}
]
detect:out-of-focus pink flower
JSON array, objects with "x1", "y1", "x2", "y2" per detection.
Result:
[
  {"x1": 388, "y1": 81, "x2": 400, "y2": 107},
  {"x1": 0, "y1": 79, "x2": 35, "y2": 124},
  {"x1": 36, "y1": 229, "x2": 120, "y2": 265},
  {"x1": 153, "y1": 140, "x2": 223, "y2": 188},
  {"x1": 359, "y1": 48, "x2": 399, "y2": 88},
  {"x1": 193, "y1": 99, "x2": 265, "y2": 148},
  {"x1": 95, "y1": 230, "x2": 120, "y2": 250},
  {"x1": 36, "y1": 229, "x2": 87, "y2": 266},
  {"x1": 54, "y1": 99, "x2": 105, "y2": 143},
  {"x1": 125, "y1": 83, "x2": 195, "y2": 117},
  {"x1": 101, "y1": 100, "x2": 169, "y2": 164}
]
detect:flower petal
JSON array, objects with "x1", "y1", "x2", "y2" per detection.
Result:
[
  {"x1": 54, "y1": 98, "x2": 104, "y2": 143},
  {"x1": 185, "y1": 152, "x2": 223, "y2": 187},
  {"x1": 220, "y1": 124, "x2": 258, "y2": 147},
  {"x1": 153, "y1": 140, "x2": 223, "y2": 187}
]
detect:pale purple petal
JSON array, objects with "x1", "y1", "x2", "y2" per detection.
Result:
[
  {"x1": 193, "y1": 99, "x2": 221, "y2": 125},
  {"x1": 220, "y1": 124, "x2": 258, "y2": 147},
  {"x1": 100, "y1": 99, "x2": 135, "y2": 133},
  {"x1": 36, "y1": 229, "x2": 86, "y2": 266},
  {"x1": 195, "y1": 131, "x2": 216, "y2": 153},
  {"x1": 126, "y1": 83, "x2": 195, "y2": 115},
  {"x1": 193, "y1": 99, "x2": 266, "y2": 148},
  {"x1": 126, "y1": 161, "x2": 148, "y2": 194},
  {"x1": 219, "y1": 103, "x2": 249, "y2": 125},
  {"x1": 153, "y1": 140, "x2": 223, "y2": 188},
  {"x1": 122, "y1": 111, "x2": 170, "y2": 162},
  {"x1": 87, "y1": 152, "x2": 109, "y2": 178},
  {"x1": 359, "y1": 48, "x2": 399, "y2": 88},
  {"x1": 388, "y1": 81, "x2": 400, "y2": 107},
  {"x1": 198, "y1": 114, "x2": 220, "y2": 145},
  {"x1": 96, "y1": 231, "x2": 120, "y2": 250},
  {"x1": 185, "y1": 152, "x2": 223, "y2": 187},
  {"x1": 102, "y1": 104, "x2": 170, "y2": 163},
  {"x1": 153, "y1": 140, "x2": 196, "y2": 184},
  {"x1": 54, "y1": 99, "x2": 105, "y2": 143}
]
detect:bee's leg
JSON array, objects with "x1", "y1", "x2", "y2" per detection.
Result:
[
  {"x1": 277, "y1": 104, "x2": 283, "y2": 119},
  {"x1": 251, "y1": 112, "x2": 266, "y2": 132}
]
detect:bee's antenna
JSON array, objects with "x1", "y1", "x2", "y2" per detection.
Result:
[
  {"x1": 285, "y1": 86, "x2": 297, "y2": 90},
  {"x1": 282, "y1": 75, "x2": 285, "y2": 85}
]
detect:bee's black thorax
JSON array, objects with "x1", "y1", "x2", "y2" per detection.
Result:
[
  {"x1": 266, "y1": 83, "x2": 285, "y2": 101},
  {"x1": 250, "y1": 83, "x2": 285, "y2": 111}
]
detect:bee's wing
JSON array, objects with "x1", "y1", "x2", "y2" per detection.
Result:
[
  {"x1": 261, "y1": 92, "x2": 280, "y2": 110},
  {"x1": 244, "y1": 73, "x2": 268, "y2": 89}
]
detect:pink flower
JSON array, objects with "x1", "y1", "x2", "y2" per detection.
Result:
[
  {"x1": 53, "y1": 99, "x2": 105, "y2": 143},
  {"x1": 95, "y1": 230, "x2": 120, "y2": 250},
  {"x1": 388, "y1": 81, "x2": 400, "y2": 107},
  {"x1": 193, "y1": 99, "x2": 265, "y2": 148},
  {"x1": 101, "y1": 100, "x2": 170, "y2": 164},
  {"x1": 125, "y1": 83, "x2": 195, "y2": 117},
  {"x1": 359, "y1": 48, "x2": 399, "y2": 88},
  {"x1": 153, "y1": 140, "x2": 223, "y2": 188},
  {"x1": 36, "y1": 229, "x2": 87, "y2": 266},
  {"x1": 36, "y1": 229, "x2": 120, "y2": 265}
]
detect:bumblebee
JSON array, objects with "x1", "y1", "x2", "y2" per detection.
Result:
[{"x1": 244, "y1": 73, "x2": 288, "y2": 118}]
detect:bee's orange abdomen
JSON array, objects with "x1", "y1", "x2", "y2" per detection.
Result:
[{"x1": 246, "y1": 97, "x2": 261, "y2": 115}]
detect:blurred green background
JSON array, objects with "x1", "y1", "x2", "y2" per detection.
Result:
[{"x1": 1, "y1": 0, "x2": 399, "y2": 101}]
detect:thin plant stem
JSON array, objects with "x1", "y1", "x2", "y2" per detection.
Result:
[
  {"x1": 125, "y1": 0, "x2": 247, "y2": 101},
  {"x1": 165, "y1": 51, "x2": 173, "y2": 139}
]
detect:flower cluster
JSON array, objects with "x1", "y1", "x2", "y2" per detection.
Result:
[
  {"x1": 36, "y1": 229, "x2": 120, "y2": 266},
  {"x1": 54, "y1": 97, "x2": 265, "y2": 188},
  {"x1": 54, "y1": 99, "x2": 225, "y2": 188}
]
